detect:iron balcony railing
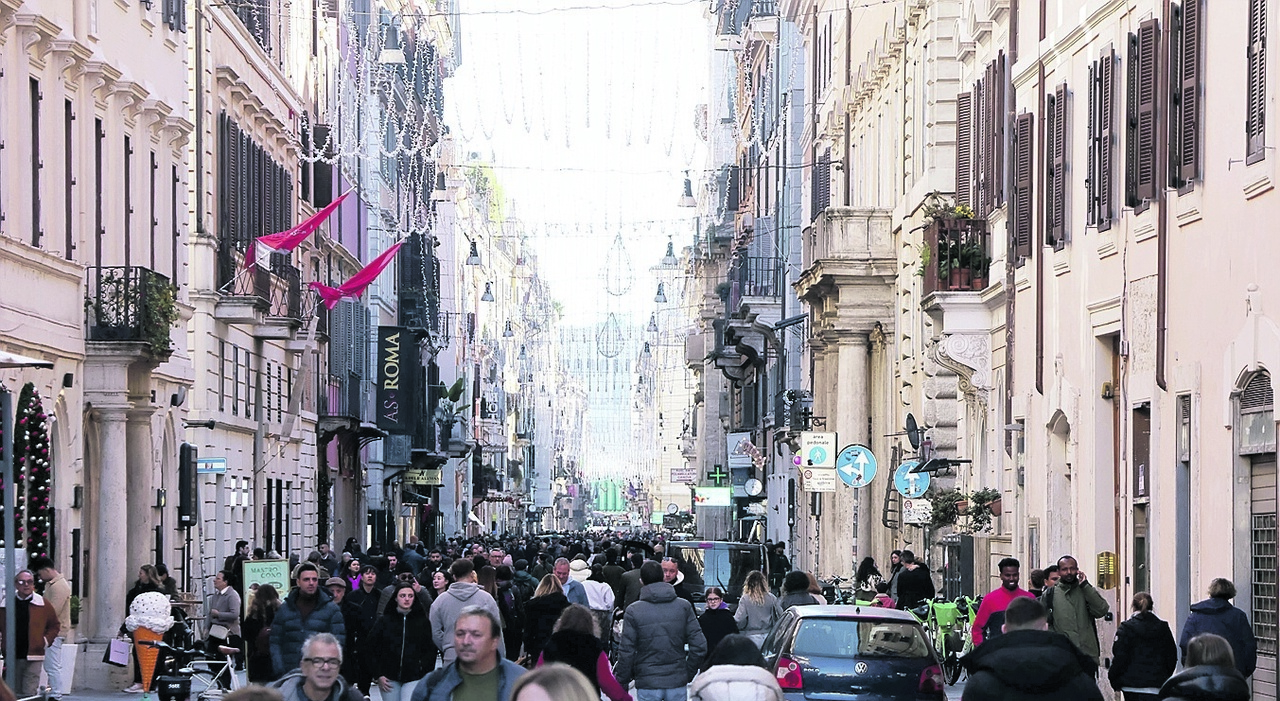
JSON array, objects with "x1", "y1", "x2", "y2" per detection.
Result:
[
  {"x1": 750, "y1": 0, "x2": 777, "y2": 16},
  {"x1": 922, "y1": 217, "x2": 991, "y2": 296},
  {"x1": 85, "y1": 266, "x2": 176, "y2": 353},
  {"x1": 728, "y1": 255, "x2": 782, "y2": 310}
]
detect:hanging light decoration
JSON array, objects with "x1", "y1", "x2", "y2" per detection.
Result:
[
  {"x1": 503, "y1": 320, "x2": 515, "y2": 338},
  {"x1": 661, "y1": 239, "x2": 679, "y2": 267},
  {"x1": 481, "y1": 282, "x2": 495, "y2": 302},
  {"x1": 647, "y1": 313, "x2": 658, "y2": 333},
  {"x1": 678, "y1": 171, "x2": 697, "y2": 208},
  {"x1": 655, "y1": 282, "x2": 667, "y2": 303},
  {"x1": 466, "y1": 240, "x2": 482, "y2": 266}
]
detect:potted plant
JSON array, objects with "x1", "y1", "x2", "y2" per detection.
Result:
[
  {"x1": 928, "y1": 488, "x2": 966, "y2": 530},
  {"x1": 963, "y1": 241, "x2": 989, "y2": 290},
  {"x1": 968, "y1": 487, "x2": 1002, "y2": 533},
  {"x1": 434, "y1": 377, "x2": 468, "y2": 450}
]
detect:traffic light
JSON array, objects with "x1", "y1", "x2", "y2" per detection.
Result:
[{"x1": 178, "y1": 442, "x2": 197, "y2": 528}]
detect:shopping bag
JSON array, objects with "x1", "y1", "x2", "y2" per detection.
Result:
[
  {"x1": 102, "y1": 637, "x2": 130, "y2": 667},
  {"x1": 208, "y1": 624, "x2": 229, "y2": 640}
]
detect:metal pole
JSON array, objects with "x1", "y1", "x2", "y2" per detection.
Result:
[{"x1": 2, "y1": 388, "x2": 16, "y2": 690}]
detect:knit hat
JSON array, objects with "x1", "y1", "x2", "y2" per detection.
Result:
[{"x1": 569, "y1": 558, "x2": 591, "y2": 582}]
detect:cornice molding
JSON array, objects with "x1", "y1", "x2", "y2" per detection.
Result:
[
  {"x1": 15, "y1": 13, "x2": 61, "y2": 69},
  {"x1": 50, "y1": 38, "x2": 93, "y2": 89},
  {"x1": 83, "y1": 60, "x2": 124, "y2": 109}
]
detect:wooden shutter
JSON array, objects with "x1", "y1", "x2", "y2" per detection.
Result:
[
  {"x1": 973, "y1": 77, "x2": 987, "y2": 215},
  {"x1": 1136, "y1": 19, "x2": 1159, "y2": 201},
  {"x1": 1045, "y1": 84, "x2": 1067, "y2": 247},
  {"x1": 1126, "y1": 32, "x2": 1140, "y2": 206},
  {"x1": 1087, "y1": 63, "x2": 1098, "y2": 227},
  {"x1": 1173, "y1": 0, "x2": 1201, "y2": 185},
  {"x1": 956, "y1": 92, "x2": 972, "y2": 208},
  {"x1": 1100, "y1": 48, "x2": 1116, "y2": 230},
  {"x1": 983, "y1": 60, "x2": 997, "y2": 214},
  {"x1": 1248, "y1": 0, "x2": 1267, "y2": 163},
  {"x1": 1013, "y1": 112, "x2": 1034, "y2": 259},
  {"x1": 993, "y1": 53, "x2": 1007, "y2": 209}
]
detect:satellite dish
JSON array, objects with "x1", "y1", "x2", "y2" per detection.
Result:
[
  {"x1": 905, "y1": 413, "x2": 921, "y2": 450},
  {"x1": 666, "y1": 503, "x2": 679, "y2": 515}
]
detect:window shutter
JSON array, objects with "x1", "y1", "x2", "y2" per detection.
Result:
[
  {"x1": 1013, "y1": 112, "x2": 1034, "y2": 259},
  {"x1": 973, "y1": 77, "x2": 987, "y2": 215},
  {"x1": 983, "y1": 60, "x2": 997, "y2": 214},
  {"x1": 1045, "y1": 85, "x2": 1067, "y2": 247},
  {"x1": 1087, "y1": 62, "x2": 1098, "y2": 227},
  {"x1": 1248, "y1": 0, "x2": 1267, "y2": 163},
  {"x1": 1126, "y1": 33, "x2": 1140, "y2": 206},
  {"x1": 956, "y1": 92, "x2": 972, "y2": 208},
  {"x1": 1100, "y1": 48, "x2": 1116, "y2": 230},
  {"x1": 993, "y1": 53, "x2": 1007, "y2": 209},
  {"x1": 1136, "y1": 19, "x2": 1159, "y2": 201},
  {"x1": 1177, "y1": 0, "x2": 1201, "y2": 185}
]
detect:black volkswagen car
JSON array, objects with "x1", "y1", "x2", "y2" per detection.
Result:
[{"x1": 761, "y1": 605, "x2": 948, "y2": 700}]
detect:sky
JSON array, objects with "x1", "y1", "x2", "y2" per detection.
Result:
[{"x1": 442, "y1": 0, "x2": 711, "y2": 331}]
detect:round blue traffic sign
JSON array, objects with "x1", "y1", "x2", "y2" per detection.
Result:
[
  {"x1": 836, "y1": 445, "x2": 877, "y2": 488},
  {"x1": 806, "y1": 445, "x2": 828, "y2": 466},
  {"x1": 894, "y1": 461, "x2": 930, "y2": 498}
]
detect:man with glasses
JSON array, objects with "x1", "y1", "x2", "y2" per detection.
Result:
[
  {"x1": 0, "y1": 570, "x2": 60, "y2": 696},
  {"x1": 270, "y1": 563, "x2": 347, "y2": 679},
  {"x1": 271, "y1": 633, "x2": 363, "y2": 701}
]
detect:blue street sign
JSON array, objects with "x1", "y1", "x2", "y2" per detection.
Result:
[
  {"x1": 836, "y1": 445, "x2": 877, "y2": 488},
  {"x1": 894, "y1": 461, "x2": 929, "y2": 498}
]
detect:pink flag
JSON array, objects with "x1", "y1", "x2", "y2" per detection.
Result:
[
  {"x1": 244, "y1": 189, "x2": 352, "y2": 269},
  {"x1": 310, "y1": 241, "x2": 405, "y2": 309}
]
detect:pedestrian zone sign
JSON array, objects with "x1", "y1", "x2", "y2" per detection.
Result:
[{"x1": 799, "y1": 432, "x2": 837, "y2": 468}]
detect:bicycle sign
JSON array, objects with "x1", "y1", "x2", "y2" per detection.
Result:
[
  {"x1": 894, "y1": 460, "x2": 929, "y2": 498},
  {"x1": 835, "y1": 444, "x2": 876, "y2": 487}
]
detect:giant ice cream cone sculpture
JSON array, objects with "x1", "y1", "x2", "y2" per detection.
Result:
[{"x1": 125, "y1": 592, "x2": 174, "y2": 693}]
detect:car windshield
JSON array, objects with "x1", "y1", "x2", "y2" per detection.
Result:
[
  {"x1": 669, "y1": 543, "x2": 765, "y2": 600},
  {"x1": 791, "y1": 618, "x2": 932, "y2": 659}
]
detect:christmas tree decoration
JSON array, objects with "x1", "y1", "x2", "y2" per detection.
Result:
[{"x1": 7, "y1": 383, "x2": 49, "y2": 556}]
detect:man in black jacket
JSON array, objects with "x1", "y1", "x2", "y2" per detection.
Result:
[
  {"x1": 961, "y1": 597, "x2": 1103, "y2": 701},
  {"x1": 893, "y1": 550, "x2": 936, "y2": 611},
  {"x1": 615, "y1": 561, "x2": 707, "y2": 700}
]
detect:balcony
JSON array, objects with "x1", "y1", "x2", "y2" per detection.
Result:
[
  {"x1": 214, "y1": 244, "x2": 304, "y2": 334},
  {"x1": 85, "y1": 266, "x2": 177, "y2": 358},
  {"x1": 921, "y1": 218, "x2": 991, "y2": 297},
  {"x1": 745, "y1": 1, "x2": 778, "y2": 41},
  {"x1": 727, "y1": 255, "x2": 782, "y2": 311}
]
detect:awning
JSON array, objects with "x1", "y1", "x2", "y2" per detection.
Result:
[
  {"x1": 0, "y1": 351, "x2": 53, "y2": 369},
  {"x1": 467, "y1": 511, "x2": 485, "y2": 525}
]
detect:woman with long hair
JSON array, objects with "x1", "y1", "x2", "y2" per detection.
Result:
[
  {"x1": 690, "y1": 633, "x2": 784, "y2": 701},
  {"x1": 699, "y1": 587, "x2": 740, "y2": 655},
  {"x1": 512, "y1": 663, "x2": 599, "y2": 701},
  {"x1": 522, "y1": 574, "x2": 570, "y2": 664},
  {"x1": 123, "y1": 565, "x2": 164, "y2": 692},
  {"x1": 855, "y1": 557, "x2": 882, "y2": 600},
  {"x1": 1158, "y1": 633, "x2": 1249, "y2": 701},
  {"x1": 242, "y1": 584, "x2": 281, "y2": 683},
  {"x1": 734, "y1": 571, "x2": 783, "y2": 647},
  {"x1": 362, "y1": 583, "x2": 433, "y2": 701},
  {"x1": 429, "y1": 569, "x2": 453, "y2": 598},
  {"x1": 478, "y1": 564, "x2": 498, "y2": 599},
  {"x1": 539, "y1": 605, "x2": 630, "y2": 701}
]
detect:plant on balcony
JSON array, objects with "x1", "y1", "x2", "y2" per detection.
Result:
[
  {"x1": 928, "y1": 486, "x2": 1000, "y2": 533},
  {"x1": 915, "y1": 244, "x2": 932, "y2": 278},
  {"x1": 715, "y1": 281, "x2": 732, "y2": 303},
  {"x1": 922, "y1": 197, "x2": 975, "y2": 225},
  {"x1": 434, "y1": 377, "x2": 469, "y2": 448},
  {"x1": 140, "y1": 275, "x2": 181, "y2": 354},
  {"x1": 962, "y1": 241, "x2": 991, "y2": 290}
]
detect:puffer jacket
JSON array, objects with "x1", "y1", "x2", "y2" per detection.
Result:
[
  {"x1": 269, "y1": 588, "x2": 347, "y2": 677},
  {"x1": 362, "y1": 605, "x2": 433, "y2": 682},
  {"x1": 959, "y1": 628, "x2": 1103, "y2": 701},
  {"x1": 690, "y1": 664, "x2": 784, "y2": 701},
  {"x1": 427, "y1": 581, "x2": 502, "y2": 665},
  {"x1": 1108, "y1": 610, "x2": 1178, "y2": 691},
  {"x1": 615, "y1": 582, "x2": 707, "y2": 690},
  {"x1": 271, "y1": 668, "x2": 364, "y2": 701},
  {"x1": 522, "y1": 592, "x2": 570, "y2": 662},
  {"x1": 733, "y1": 593, "x2": 783, "y2": 637},
  {"x1": 1158, "y1": 665, "x2": 1251, "y2": 701},
  {"x1": 1179, "y1": 597, "x2": 1258, "y2": 678}
]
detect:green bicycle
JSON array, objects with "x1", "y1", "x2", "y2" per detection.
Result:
[{"x1": 910, "y1": 594, "x2": 981, "y2": 684}]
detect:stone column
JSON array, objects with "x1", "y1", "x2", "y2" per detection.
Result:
[
  {"x1": 92, "y1": 405, "x2": 130, "y2": 639},
  {"x1": 821, "y1": 331, "x2": 869, "y2": 579},
  {"x1": 127, "y1": 403, "x2": 156, "y2": 566}
]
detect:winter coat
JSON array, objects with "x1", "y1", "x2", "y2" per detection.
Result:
[
  {"x1": 894, "y1": 566, "x2": 936, "y2": 611},
  {"x1": 1158, "y1": 665, "x2": 1251, "y2": 701},
  {"x1": 271, "y1": 668, "x2": 364, "y2": 701},
  {"x1": 541, "y1": 628, "x2": 631, "y2": 701},
  {"x1": 734, "y1": 593, "x2": 783, "y2": 638},
  {"x1": 698, "y1": 607, "x2": 740, "y2": 654},
  {"x1": 690, "y1": 664, "x2": 785, "y2": 701},
  {"x1": 522, "y1": 592, "x2": 570, "y2": 662},
  {"x1": 1108, "y1": 610, "x2": 1178, "y2": 691},
  {"x1": 615, "y1": 582, "x2": 708, "y2": 690},
  {"x1": 427, "y1": 581, "x2": 503, "y2": 665},
  {"x1": 959, "y1": 628, "x2": 1103, "y2": 701},
  {"x1": 362, "y1": 605, "x2": 433, "y2": 682},
  {"x1": 1179, "y1": 597, "x2": 1258, "y2": 678},
  {"x1": 778, "y1": 591, "x2": 819, "y2": 610},
  {"x1": 0, "y1": 594, "x2": 60, "y2": 659},
  {"x1": 1041, "y1": 579, "x2": 1110, "y2": 660},
  {"x1": 242, "y1": 607, "x2": 277, "y2": 682},
  {"x1": 268, "y1": 588, "x2": 347, "y2": 677},
  {"x1": 512, "y1": 570, "x2": 540, "y2": 602},
  {"x1": 620, "y1": 568, "x2": 645, "y2": 610},
  {"x1": 346, "y1": 585, "x2": 384, "y2": 639},
  {"x1": 410, "y1": 657, "x2": 527, "y2": 701}
]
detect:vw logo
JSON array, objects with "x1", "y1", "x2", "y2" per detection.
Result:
[{"x1": 854, "y1": 662, "x2": 868, "y2": 675}]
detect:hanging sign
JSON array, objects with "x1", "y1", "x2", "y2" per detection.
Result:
[{"x1": 376, "y1": 326, "x2": 415, "y2": 433}]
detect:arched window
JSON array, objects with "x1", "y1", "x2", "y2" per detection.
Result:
[{"x1": 1241, "y1": 371, "x2": 1276, "y2": 454}]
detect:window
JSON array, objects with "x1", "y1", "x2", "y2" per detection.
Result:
[
  {"x1": 64, "y1": 100, "x2": 74, "y2": 260},
  {"x1": 30, "y1": 78, "x2": 41, "y2": 247},
  {"x1": 1248, "y1": 0, "x2": 1267, "y2": 163},
  {"x1": 1126, "y1": 20, "x2": 1160, "y2": 207},
  {"x1": 1087, "y1": 49, "x2": 1118, "y2": 231},
  {"x1": 233, "y1": 0, "x2": 271, "y2": 52},
  {"x1": 811, "y1": 150, "x2": 830, "y2": 221},
  {"x1": 1171, "y1": 0, "x2": 1202, "y2": 186},
  {"x1": 1254, "y1": 511, "x2": 1278, "y2": 656},
  {"x1": 1044, "y1": 84, "x2": 1069, "y2": 249},
  {"x1": 163, "y1": 0, "x2": 188, "y2": 32},
  {"x1": 1241, "y1": 371, "x2": 1276, "y2": 454},
  {"x1": 1012, "y1": 112, "x2": 1034, "y2": 259},
  {"x1": 968, "y1": 54, "x2": 1008, "y2": 219},
  {"x1": 790, "y1": 619, "x2": 932, "y2": 659},
  {"x1": 124, "y1": 135, "x2": 133, "y2": 265}
]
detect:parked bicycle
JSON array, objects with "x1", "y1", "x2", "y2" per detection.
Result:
[
  {"x1": 142, "y1": 639, "x2": 242, "y2": 701},
  {"x1": 910, "y1": 594, "x2": 981, "y2": 685}
]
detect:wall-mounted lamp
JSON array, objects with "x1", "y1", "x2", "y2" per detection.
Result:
[
  {"x1": 466, "y1": 240, "x2": 481, "y2": 266},
  {"x1": 481, "y1": 283, "x2": 495, "y2": 302}
]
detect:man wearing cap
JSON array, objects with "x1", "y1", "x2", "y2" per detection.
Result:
[{"x1": 325, "y1": 576, "x2": 370, "y2": 695}]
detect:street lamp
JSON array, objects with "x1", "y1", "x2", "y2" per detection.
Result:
[
  {"x1": 481, "y1": 282, "x2": 495, "y2": 302},
  {"x1": 466, "y1": 240, "x2": 481, "y2": 266},
  {"x1": 655, "y1": 283, "x2": 667, "y2": 303},
  {"x1": 647, "y1": 313, "x2": 658, "y2": 333},
  {"x1": 503, "y1": 321, "x2": 515, "y2": 338},
  {"x1": 661, "y1": 240, "x2": 679, "y2": 267},
  {"x1": 678, "y1": 172, "x2": 697, "y2": 208}
]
